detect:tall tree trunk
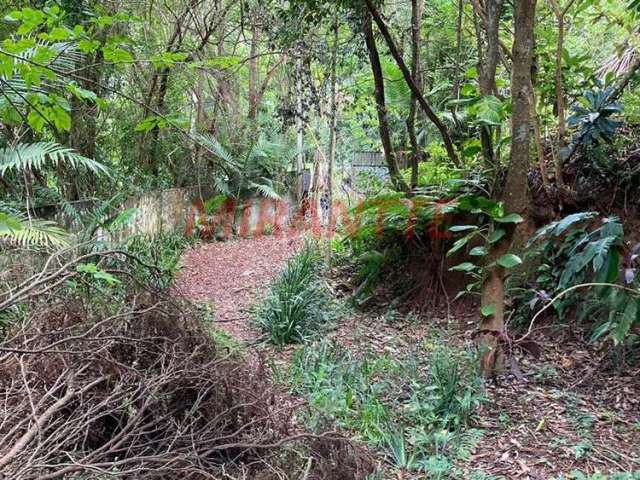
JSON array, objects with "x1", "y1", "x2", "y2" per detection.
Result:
[
  {"x1": 362, "y1": 12, "x2": 410, "y2": 192},
  {"x1": 480, "y1": 0, "x2": 537, "y2": 377},
  {"x1": 295, "y1": 49, "x2": 306, "y2": 200},
  {"x1": 326, "y1": 17, "x2": 339, "y2": 262},
  {"x1": 247, "y1": 17, "x2": 260, "y2": 122},
  {"x1": 472, "y1": 0, "x2": 503, "y2": 170},
  {"x1": 407, "y1": 0, "x2": 425, "y2": 189},
  {"x1": 452, "y1": 0, "x2": 464, "y2": 102},
  {"x1": 364, "y1": 0, "x2": 461, "y2": 168},
  {"x1": 548, "y1": 0, "x2": 577, "y2": 189}
]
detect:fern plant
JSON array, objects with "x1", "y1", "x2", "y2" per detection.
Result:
[
  {"x1": 0, "y1": 142, "x2": 109, "y2": 248},
  {"x1": 194, "y1": 133, "x2": 287, "y2": 201},
  {"x1": 0, "y1": 211, "x2": 68, "y2": 247},
  {"x1": 0, "y1": 142, "x2": 109, "y2": 176}
]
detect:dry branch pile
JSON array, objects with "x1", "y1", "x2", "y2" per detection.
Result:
[{"x1": 0, "y1": 252, "x2": 370, "y2": 479}]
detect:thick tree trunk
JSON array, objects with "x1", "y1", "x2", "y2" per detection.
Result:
[
  {"x1": 480, "y1": 0, "x2": 537, "y2": 377},
  {"x1": 362, "y1": 12, "x2": 409, "y2": 192}
]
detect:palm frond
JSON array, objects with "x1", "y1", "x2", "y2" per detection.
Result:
[
  {"x1": 194, "y1": 133, "x2": 239, "y2": 168},
  {"x1": 250, "y1": 180, "x2": 281, "y2": 200},
  {"x1": 0, "y1": 211, "x2": 69, "y2": 248},
  {"x1": 0, "y1": 142, "x2": 109, "y2": 176}
]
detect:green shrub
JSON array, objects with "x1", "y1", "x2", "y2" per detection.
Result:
[
  {"x1": 522, "y1": 213, "x2": 640, "y2": 348},
  {"x1": 289, "y1": 340, "x2": 397, "y2": 444},
  {"x1": 253, "y1": 242, "x2": 333, "y2": 346},
  {"x1": 124, "y1": 232, "x2": 194, "y2": 288}
]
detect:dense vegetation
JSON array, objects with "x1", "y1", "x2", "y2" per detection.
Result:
[{"x1": 1, "y1": 0, "x2": 640, "y2": 478}]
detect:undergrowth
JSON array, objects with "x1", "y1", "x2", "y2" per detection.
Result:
[
  {"x1": 285, "y1": 337, "x2": 486, "y2": 477},
  {"x1": 124, "y1": 232, "x2": 195, "y2": 288},
  {"x1": 253, "y1": 241, "x2": 335, "y2": 347}
]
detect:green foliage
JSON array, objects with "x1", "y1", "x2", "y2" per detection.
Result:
[
  {"x1": 288, "y1": 338, "x2": 485, "y2": 473},
  {"x1": 524, "y1": 213, "x2": 640, "y2": 347},
  {"x1": 563, "y1": 472, "x2": 640, "y2": 480},
  {"x1": 203, "y1": 195, "x2": 228, "y2": 215},
  {"x1": 253, "y1": 242, "x2": 333, "y2": 346},
  {"x1": 0, "y1": 210, "x2": 68, "y2": 247},
  {"x1": 124, "y1": 232, "x2": 194, "y2": 289},
  {"x1": 76, "y1": 262, "x2": 121, "y2": 286},
  {"x1": 400, "y1": 155, "x2": 465, "y2": 194},
  {"x1": 194, "y1": 133, "x2": 290, "y2": 200},
  {"x1": 446, "y1": 196, "x2": 524, "y2": 300},
  {"x1": 567, "y1": 87, "x2": 623, "y2": 152},
  {"x1": 0, "y1": 142, "x2": 109, "y2": 176}
]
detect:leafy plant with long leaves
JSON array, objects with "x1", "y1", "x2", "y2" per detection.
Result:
[
  {"x1": 525, "y1": 212, "x2": 640, "y2": 346},
  {"x1": 0, "y1": 142, "x2": 108, "y2": 247},
  {"x1": 253, "y1": 242, "x2": 334, "y2": 346},
  {"x1": 564, "y1": 87, "x2": 623, "y2": 161}
]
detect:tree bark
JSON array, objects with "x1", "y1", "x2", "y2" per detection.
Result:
[
  {"x1": 247, "y1": 16, "x2": 260, "y2": 121},
  {"x1": 295, "y1": 48, "x2": 306, "y2": 200},
  {"x1": 480, "y1": 0, "x2": 537, "y2": 377},
  {"x1": 548, "y1": 0, "x2": 577, "y2": 188},
  {"x1": 472, "y1": 0, "x2": 503, "y2": 170},
  {"x1": 407, "y1": 0, "x2": 425, "y2": 189},
  {"x1": 362, "y1": 12, "x2": 410, "y2": 192},
  {"x1": 364, "y1": 0, "x2": 461, "y2": 168},
  {"x1": 326, "y1": 18, "x2": 339, "y2": 263}
]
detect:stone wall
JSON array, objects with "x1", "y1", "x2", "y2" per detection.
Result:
[{"x1": 99, "y1": 188, "x2": 297, "y2": 242}]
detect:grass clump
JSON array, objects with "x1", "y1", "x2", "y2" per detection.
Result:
[
  {"x1": 287, "y1": 338, "x2": 486, "y2": 477},
  {"x1": 253, "y1": 242, "x2": 334, "y2": 347}
]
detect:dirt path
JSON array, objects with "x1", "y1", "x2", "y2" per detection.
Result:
[{"x1": 176, "y1": 235, "x2": 302, "y2": 342}]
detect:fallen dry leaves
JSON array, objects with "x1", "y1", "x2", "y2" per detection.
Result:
[{"x1": 175, "y1": 234, "x2": 302, "y2": 342}]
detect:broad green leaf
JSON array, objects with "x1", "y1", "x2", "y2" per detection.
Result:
[
  {"x1": 472, "y1": 95, "x2": 504, "y2": 125},
  {"x1": 450, "y1": 262, "x2": 477, "y2": 272},
  {"x1": 488, "y1": 229, "x2": 506, "y2": 243},
  {"x1": 103, "y1": 46, "x2": 133, "y2": 63},
  {"x1": 51, "y1": 105, "x2": 71, "y2": 131},
  {"x1": 78, "y1": 39, "x2": 101, "y2": 53},
  {"x1": 0, "y1": 212, "x2": 23, "y2": 233},
  {"x1": 494, "y1": 213, "x2": 524, "y2": 224},
  {"x1": 447, "y1": 233, "x2": 473, "y2": 256},
  {"x1": 135, "y1": 116, "x2": 159, "y2": 132},
  {"x1": 611, "y1": 298, "x2": 638, "y2": 345},
  {"x1": 27, "y1": 109, "x2": 46, "y2": 132},
  {"x1": 449, "y1": 225, "x2": 478, "y2": 232},
  {"x1": 481, "y1": 304, "x2": 496, "y2": 317},
  {"x1": 470, "y1": 246, "x2": 488, "y2": 256},
  {"x1": 497, "y1": 254, "x2": 523, "y2": 269}
]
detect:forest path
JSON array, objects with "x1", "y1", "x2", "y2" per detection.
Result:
[{"x1": 176, "y1": 234, "x2": 302, "y2": 342}]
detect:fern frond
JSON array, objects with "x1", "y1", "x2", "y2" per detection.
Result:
[
  {"x1": 194, "y1": 133, "x2": 239, "y2": 168},
  {"x1": 250, "y1": 181, "x2": 281, "y2": 200},
  {"x1": 0, "y1": 42, "x2": 82, "y2": 111},
  {"x1": 0, "y1": 142, "x2": 109, "y2": 176},
  {"x1": 0, "y1": 211, "x2": 69, "y2": 248}
]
